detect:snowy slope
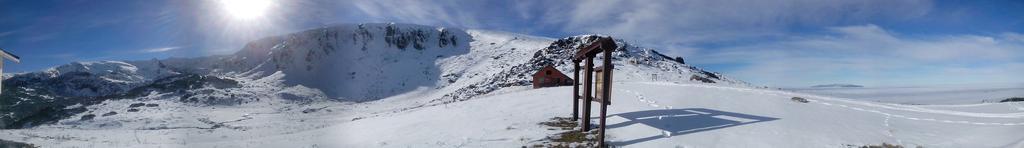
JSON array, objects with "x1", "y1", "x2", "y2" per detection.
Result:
[
  {"x1": 436, "y1": 34, "x2": 745, "y2": 103},
  {"x1": 1, "y1": 82, "x2": 1020, "y2": 147},
  {"x1": 235, "y1": 24, "x2": 471, "y2": 101},
  {"x1": 11, "y1": 60, "x2": 180, "y2": 97},
  {"x1": 790, "y1": 83, "x2": 1024, "y2": 105},
  {"x1": 164, "y1": 23, "x2": 737, "y2": 104},
  {"x1": 0, "y1": 22, "x2": 734, "y2": 130},
  {"x1": 0, "y1": 60, "x2": 187, "y2": 128},
  {"x1": 164, "y1": 23, "x2": 738, "y2": 106},
  {"x1": 323, "y1": 82, "x2": 1024, "y2": 147}
]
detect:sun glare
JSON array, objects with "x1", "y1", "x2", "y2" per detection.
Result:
[{"x1": 220, "y1": 0, "x2": 271, "y2": 20}]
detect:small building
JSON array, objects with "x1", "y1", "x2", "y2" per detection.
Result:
[{"x1": 532, "y1": 65, "x2": 572, "y2": 88}]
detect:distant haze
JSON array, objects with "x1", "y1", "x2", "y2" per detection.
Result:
[{"x1": 810, "y1": 84, "x2": 864, "y2": 88}]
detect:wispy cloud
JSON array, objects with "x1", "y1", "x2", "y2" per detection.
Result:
[
  {"x1": 20, "y1": 53, "x2": 77, "y2": 62},
  {"x1": 692, "y1": 24, "x2": 1024, "y2": 87},
  {"x1": 339, "y1": 0, "x2": 935, "y2": 52},
  {"x1": 1004, "y1": 32, "x2": 1024, "y2": 42},
  {"x1": 335, "y1": 0, "x2": 1024, "y2": 87},
  {"x1": 532, "y1": 0, "x2": 933, "y2": 46},
  {"x1": 349, "y1": 0, "x2": 484, "y2": 27},
  {"x1": 18, "y1": 33, "x2": 58, "y2": 43},
  {"x1": 0, "y1": 30, "x2": 16, "y2": 38},
  {"x1": 141, "y1": 46, "x2": 181, "y2": 53}
]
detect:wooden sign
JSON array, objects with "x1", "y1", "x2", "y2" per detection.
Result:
[
  {"x1": 594, "y1": 67, "x2": 610, "y2": 104},
  {"x1": 570, "y1": 37, "x2": 617, "y2": 147}
]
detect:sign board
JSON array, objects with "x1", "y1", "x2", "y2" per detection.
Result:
[{"x1": 594, "y1": 67, "x2": 610, "y2": 104}]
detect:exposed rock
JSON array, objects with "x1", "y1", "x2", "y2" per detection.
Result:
[
  {"x1": 791, "y1": 97, "x2": 809, "y2": 103},
  {"x1": 129, "y1": 103, "x2": 146, "y2": 108},
  {"x1": 79, "y1": 114, "x2": 96, "y2": 121},
  {"x1": 1000, "y1": 97, "x2": 1024, "y2": 103},
  {"x1": 690, "y1": 75, "x2": 716, "y2": 83},
  {"x1": 101, "y1": 111, "x2": 117, "y2": 116}
]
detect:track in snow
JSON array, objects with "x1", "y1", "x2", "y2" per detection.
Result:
[{"x1": 633, "y1": 82, "x2": 1024, "y2": 126}]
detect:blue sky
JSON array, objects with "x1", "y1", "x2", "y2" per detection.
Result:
[{"x1": 1, "y1": 0, "x2": 1022, "y2": 87}]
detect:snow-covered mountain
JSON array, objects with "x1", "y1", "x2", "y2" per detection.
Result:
[
  {"x1": 0, "y1": 23, "x2": 738, "y2": 129},
  {"x1": 438, "y1": 34, "x2": 744, "y2": 103}
]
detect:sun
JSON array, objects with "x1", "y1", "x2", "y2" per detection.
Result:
[{"x1": 219, "y1": 0, "x2": 271, "y2": 20}]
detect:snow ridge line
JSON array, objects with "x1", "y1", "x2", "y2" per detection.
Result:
[
  {"x1": 638, "y1": 82, "x2": 1024, "y2": 118},
  {"x1": 787, "y1": 92, "x2": 1024, "y2": 118},
  {"x1": 632, "y1": 82, "x2": 1024, "y2": 126},
  {"x1": 815, "y1": 100, "x2": 1024, "y2": 126}
]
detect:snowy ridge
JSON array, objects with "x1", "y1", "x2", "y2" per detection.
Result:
[
  {"x1": 20, "y1": 60, "x2": 179, "y2": 97},
  {"x1": 0, "y1": 23, "x2": 747, "y2": 129},
  {"x1": 437, "y1": 34, "x2": 746, "y2": 103},
  {"x1": 0, "y1": 59, "x2": 186, "y2": 128},
  {"x1": 224, "y1": 23, "x2": 471, "y2": 101},
  {"x1": 178, "y1": 23, "x2": 739, "y2": 104}
]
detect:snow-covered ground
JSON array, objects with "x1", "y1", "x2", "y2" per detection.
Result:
[
  {"x1": 329, "y1": 82, "x2": 1024, "y2": 147},
  {"x1": 789, "y1": 83, "x2": 1024, "y2": 105},
  {"x1": 2, "y1": 81, "x2": 1022, "y2": 147}
]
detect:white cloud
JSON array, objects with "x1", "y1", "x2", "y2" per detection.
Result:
[
  {"x1": 1003, "y1": 32, "x2": 1024, "y2": 42},
  {"x1": 309, "y1": 0, "x2": 1022, "y2": 87},
  {"x1": 691, "y1": 24, "x2": 1024, "y2": 87},
  {"x1": 141, "y1": 46, "x2": 181, "y2": 53},
  {"x1": 337, "y1": 0, "x2": 932, "y2": 47},
  {"x1": 546, "y1": 0, "x2": 933, "y2": 45},
  {"x1": 0, "y1": 30, "x2": 16, "y2": 38},
  {"x1": 349, "y1": 0, "x2": 483, "y2": 27}
]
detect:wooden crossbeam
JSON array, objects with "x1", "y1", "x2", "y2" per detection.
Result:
[{"x1": 569, "y1": 36, "x2": 617, "y2": 147}]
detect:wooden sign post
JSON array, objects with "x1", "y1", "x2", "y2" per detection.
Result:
[
  {"x1": 572, "y1": 62, "x2": 580, "y2": 121},
  {"x1": 571, "y1": 37, "x2": 616, "y2": 147}
]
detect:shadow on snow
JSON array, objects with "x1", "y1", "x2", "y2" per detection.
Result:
[{"x1": 607, "y1": 108, "x2": 779, "y2": 145}]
